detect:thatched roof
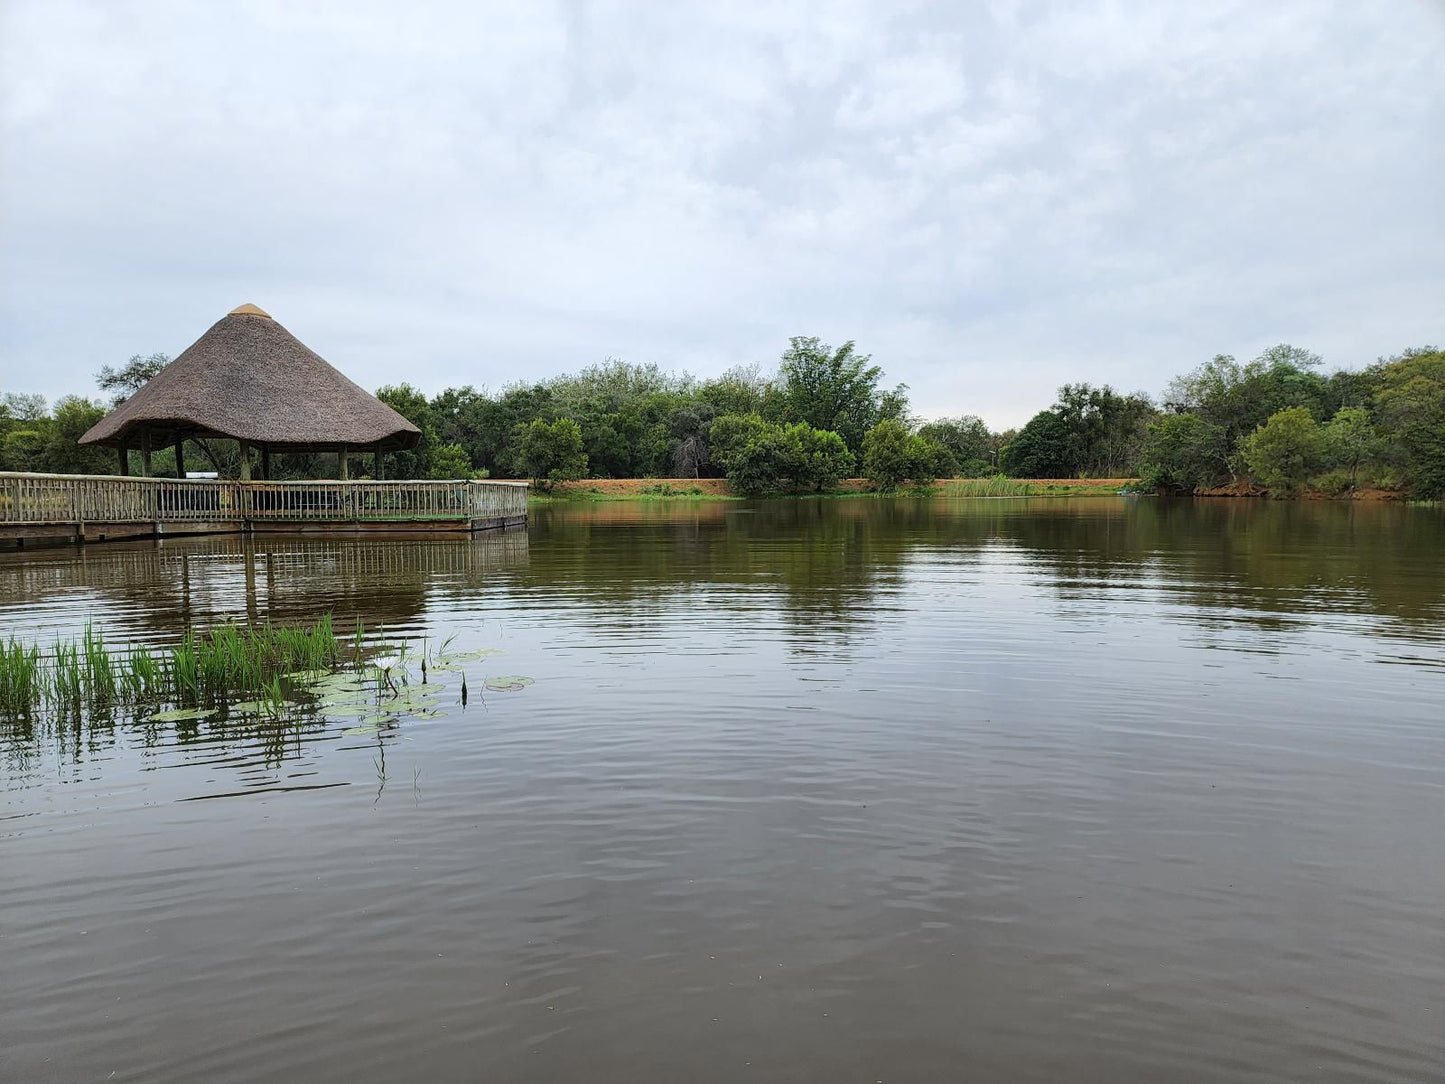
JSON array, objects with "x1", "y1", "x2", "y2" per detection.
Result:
[{"x1": 80, "y1": 304, "x2": 422, "y2": 451}]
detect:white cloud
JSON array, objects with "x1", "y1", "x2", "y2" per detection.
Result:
[{"x1": 0, "y1": 0, "x2": 1441, "y2": 428}]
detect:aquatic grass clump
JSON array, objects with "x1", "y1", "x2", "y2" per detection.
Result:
[
  {"x1": 2, "y1": 615, "x2": 532, "y2": 725},
  {"x1": 0, "y1": 638, "x2": 42, "y2": 715},
  {"x1": 0, "y1": 614, "x2": 347, "y2": 719},
  {"x1": 82, "y1": 624, "x2": 117, "y2": 706},
  {"x1": 121, "y1": 645, "x2": 165, "y2": 703},
  {"x1": 169, "y1": 614, "x2": 341, "y2": 704}
]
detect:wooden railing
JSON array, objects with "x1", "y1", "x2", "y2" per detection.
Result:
[{"x1": 0, "y1": 472, "x2": 528, "y2": 527}]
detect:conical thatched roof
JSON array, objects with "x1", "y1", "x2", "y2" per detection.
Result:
[{"x1": 80, "y1": 304, "x2": 421, "y2": 451}]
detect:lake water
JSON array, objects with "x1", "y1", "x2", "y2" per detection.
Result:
[{"x1": 3, "y1": 497, "x2": 1443, "y2": 1083}]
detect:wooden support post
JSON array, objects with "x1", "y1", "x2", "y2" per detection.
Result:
[
  {"x1": 117, "y1": 444, "x2": 130, "y2": 476},
  {"x1": 238, "y1": 440, "x2": 251, "y2": 481},
  {"x1": 374, "y1": 443, "x2": 385, "y2": 481},
  {"x1": 260, "y1": 447, "x2": 271, "y2": 481},
  {"x1": 141, "y1": 433, "x2": 152, "y2": 478},
  {"x1": 174, "y1": 437, "x2": 186, "y2": 478},
  {"x1": 338, "y1": 445, "x2": 350, "y2": 481}
]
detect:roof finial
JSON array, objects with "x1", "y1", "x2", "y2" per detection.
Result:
[{"x1": 228, "y1": 302, "x2": 271, "y2": 318}]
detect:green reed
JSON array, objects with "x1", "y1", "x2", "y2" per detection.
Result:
[
  {"x1": 0, "y1": 638, "x2": 42, "y2": 715},
  {"x1": 939, "y1": 476, "x2": 1039, "y2": 497},
  {"x1": 0, "y1": 614, "x2": 348, "y2": 718}
]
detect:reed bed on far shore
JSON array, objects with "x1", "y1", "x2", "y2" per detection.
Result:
[
  {"x1": 938, "y1": 477, "x2": 1043, "y2": 497},
  {"x1": 938, "y1": 477, "x2": 1130, "y2": 497}
]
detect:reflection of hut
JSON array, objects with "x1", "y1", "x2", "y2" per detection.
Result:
[{"x1": 79, "y1": 304, "x2": 420, "y2": 480}]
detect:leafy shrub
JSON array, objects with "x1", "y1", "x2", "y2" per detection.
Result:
[
  {"x1": 785, "y1": 424, "x2": 854, "y2": 492},
  {"x1": 1240, "y1": 407, "x2": 1325, "y2": 495},
  {"x1": 709, "y1": 413, "x2": 772, "y2": 473},
  {"x1": 1000, "y1": 410, "x2": 1072, "y2": 478},
  {"x1": 725, "y1": 421, "x2": 853, "y2": 495},
  {"x1": 1312, "y1": 469, "x2": 1354, "y2": 497},
  {"x1": 1137, "y1": 413, "x2": 1225, "y2": 492},
  {"x1": 862, "y1": 420, "x2": 943, "y2": 489},
  {"x1": 425, "y1": 442, "x2": 473, "y2": 480},
  {"x1": 519, "y1": 418, "x2": 588, "y2": 491},
  {"x1": 726, "y1": 429, "x2": 792, "y2": 496}
]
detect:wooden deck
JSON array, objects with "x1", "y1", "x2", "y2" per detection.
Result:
[{"x1": 0, "y1": 472, "x2": 528, "y2": 545}]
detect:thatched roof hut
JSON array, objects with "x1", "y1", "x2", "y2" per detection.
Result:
[{"x1": 80, "y1": 304, "x2": 420, "y2": 478}]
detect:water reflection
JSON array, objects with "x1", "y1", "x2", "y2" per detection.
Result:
[
  {"x1": 522, "y1": 497, "x2": 1445, "y2": 647},
  {"x1": 3, "y1": 499, "x2": 1444, "y2": 1083},
  {"x1": 0, "y1": 528, "x2": 530, "y2": 639}
]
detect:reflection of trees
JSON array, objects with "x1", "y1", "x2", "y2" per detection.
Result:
[
  {"x1": 523, "y1": 501, "x2": 919, "y2": 654},
  {"x1": 4, "y1": 499, "x2": 1442, "y2": 785},
  {"x1": 527, "y1": 498, "x2": 1445, "y2": 648},
  {"x1": 934, "y1": 497, "x2": 1445, "y2": 631}
]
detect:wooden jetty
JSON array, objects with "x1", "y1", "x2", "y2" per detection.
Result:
[{"x1": 1, "y1": 472, "x2": 528, "y2": 546}]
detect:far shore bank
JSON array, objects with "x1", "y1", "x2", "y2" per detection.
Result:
[
  {"x1": 528, "y1": 477, "x2": 1416, "y2": 503},
  {"x1": 530, "y1": 477, "x2": 1132, "y2": 501}
]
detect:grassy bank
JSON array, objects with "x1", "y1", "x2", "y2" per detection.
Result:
[
  {"x1": 531, "y1": 479, "x2": 738, "y2": 504},
  {"x1": 530, "y1": 476, "x2": 1134, "y2": 502}
]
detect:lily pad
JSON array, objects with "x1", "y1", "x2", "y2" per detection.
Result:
[
  {"x1": 325, "y1": 703, "x2": 391, "y2": 719},
  {"x1": 433, "y1": 648, "x2": 505, "y2": 670},
  {"x1": 341, "y1": 724, "x2": 385, "y2": 736},
  {"x1": 484, "y1": 675, "x2": 535, "y2": 693},
  {"x1": 147, "y1": 707, "x2": 217, "y2": 722},
  {"x1": 284, "y1": 669, "x2": 331, "y2": 683},
  {"x1": 229, "y1": 699, "x2": 271, "y2": 713},
  {"x1": 305, "y1": 674, "x2": 370, "y2": 696},
  {"x1": 390, "y1": 689, "x2": 440, "y2": 708}
]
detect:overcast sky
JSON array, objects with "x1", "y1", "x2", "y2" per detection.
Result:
[{"x1": 2, "y1": 1, "x2": 1441, "y2": 427}]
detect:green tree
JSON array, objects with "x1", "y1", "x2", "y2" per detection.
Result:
[
  {"x1": 784, "y1": 423, "x2": 854, "y2": 492},
  {"x1": 519, "y1": 417, "x2": 587, "y2": 490},
  {"x1": 96, "y1": 353, "x2": 170, "y2": 405},
  {"x1": 426, "y1": 442, "x2": 475, "y2": 479},
  {"x1": 862, "y1": 419, "x2": 911, "y2": 489},
  {"x1": 1370, "y1": 347, "x2": 1445, "y2": 498},
  {"x1": 1240, "y1": 407, "x2": 1325, "y2": 495},
  {"x1": 709, "y1": 413, "x2": 773, "y2": 473},
  {"x1": 1054, "y1": 383, "x2": 1156, "y2": 476},
  {"x1": 1323, "y1": 407, "x2": 1375, "y2": 488},
  {"x1": 2, "y1": 392, "x2": 47, "y2": 422},
  {"x1": 1164, "y1": 345, "x2": 1329, "y2": 480},
  {"x1": 698, "y1": 364, "x2": 773, "y2": 418},
  {"x1": 861, "y1": 419, "x2": 939, "y2": 489},
  {"x1": 2, "y1": 429, "x2": 46, "y2": 471},
  {"x1": 1001, "y1": 410, "x2": 1072, "y2": 478},
  {"x1": 36, "y1": 397, "x2": 113, "y2": 474},
  {"x1": 377, "y1": 383, "x2": 438, "y2": 479},
  {"x1": 1138, "y1": 413, "x2": 1226, "y2": 492},
  {"x1": 725, "y1": 425, "x2": 792, "y2": 496},
  {"x1": 918, "y1": 415, "x2": 992, "y2": 472},
  {"x1": 776, "y1": 337, "x2": 908, "y2": 454}
]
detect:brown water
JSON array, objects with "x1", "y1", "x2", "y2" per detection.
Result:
[{"x1": 2, "y1": 497, "x2": 1443, "y2": 1083}]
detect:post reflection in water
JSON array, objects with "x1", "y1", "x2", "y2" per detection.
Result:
[{"x1": 1, "y1": 498, "x2": 1443, "y2": 1084}]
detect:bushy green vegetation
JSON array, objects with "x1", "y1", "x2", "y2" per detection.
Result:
[
  {"x1": 861, "y1": 419, "x2": 947, "y2": 490},
  {"x1": 8, "y1": 339, "x2": 1444, "y2": 499},
  {"x1": 0, "y1": 392, "x2": 113, "y2": 474},
  {"x1": 1135, "y1": 346, "x2": 1445, "y2": 497}
]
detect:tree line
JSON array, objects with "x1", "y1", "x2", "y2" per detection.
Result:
[{"x1": 2, "y1": 337, "x2": 1441, "y2": 498}]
